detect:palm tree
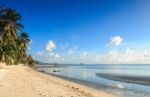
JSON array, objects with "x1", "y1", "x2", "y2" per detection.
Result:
[
  {"x1": 0, "y1": 7, "x2": 23, "y2": 43},
  {"x1": 17, "y1": 32, "x2": 30, "y2": 63},
  {"x1": 27, "y1": 54, "x2": 35, "y2": 66},
  {"x1": 20, "y1": 32, "x2": 30, "y2": 50},
  {"x1": 0, "y1": 7, "x2": 24, "y2": 64},
  {"x1": 0, "y1": 43, "x2": 16, "y2": 65},
  {"x1": 0, "y1": 7, "x2": 34, "y2": 66}
]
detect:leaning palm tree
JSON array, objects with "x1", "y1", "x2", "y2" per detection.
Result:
[
  {"x1": 0, "y1": 7, "x2": 34, "y2": 65},
  {"x1": 0, "y1": 7, "x2": 24, "y2": 65},
  {"x1": 20, "y1": 32, "x2": 30, "y2": 49},
  {"x1": 0, "y1": 7, "x2": 23, "y2": 43},
  {"x1": 17, "y1": 32, "x2": 30, "y2": 63}
]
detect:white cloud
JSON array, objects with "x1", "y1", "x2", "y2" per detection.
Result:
[
  {"x1": 46, "y1": 40, "x2": 56, "y2": 52},
  {"x1": 108, "y1": 36, "x2": 123, "y2": 46},
  {"x1": 144, "y1": 50, "x2": 150, "y2": 57},
  {"x1": 68, "y1": 49, "x2": 74, "y2": 55},
  {"x1": 80, "y1": 51, "x2": 88, "y2": 60},
  {"x1": 124, "y1": 48, "x2": 134, "y2": 54},
  {"x1": 34, "y1": 51, "x2": 64, "y2": 63},
  {"x1": 34, "y1": 38, "x2": 150, "y2": 64},
  {"x1": 34, "y1": 40, "x2": 64, "y2": 63},
  {"x1": 34, "y1": 48, "x2": 150, "y2": 64},
  {"x1": 108, "y1": 49, "x2": 118, "y2": 55},
  {"x1": 95, "y1": 49, "x2": 150, "y2": 64}
]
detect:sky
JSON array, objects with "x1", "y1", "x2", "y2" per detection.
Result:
[{"x1": 1, "y1": 0, "x2": 150, "y2": 64}]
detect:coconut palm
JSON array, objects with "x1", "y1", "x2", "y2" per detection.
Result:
[
  {"x1": 0, "y1": 7, "x2": 23, "y2": 64},
  {"x1": 20, "y1": 32, "x2": 30, "y2": 50},
  {"x1": 0, "y1": 7, "x2": 34, "y2": 65},
  {"x1": 0, "y1": 43, "x2": 16, "y2": 65},
  {"x1": 17, "y1": 32, "x2": 30, "y2": 63},
  {"x1": 0, "y1": 7, "x2": 23, "y2": 42}
]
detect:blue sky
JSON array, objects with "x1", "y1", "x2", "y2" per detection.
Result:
[{"x1": 1, "y1": 0, "x2": 150, "y2": 64}]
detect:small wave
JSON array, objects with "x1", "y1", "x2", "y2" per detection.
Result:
[{"x1": 109, "y1": 83, "x2": 124, "y2": 89}]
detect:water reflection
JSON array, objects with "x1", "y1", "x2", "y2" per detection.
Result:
[{"x1": 37, "y1": 64, "x2": 150, "y2": 97}]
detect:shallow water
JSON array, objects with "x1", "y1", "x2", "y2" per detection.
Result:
[{"x1": 37, "y1": 64, "x2": 150, "y2": 97}]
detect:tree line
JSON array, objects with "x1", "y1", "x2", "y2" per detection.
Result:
[{"x1": 0, "y1": 7, "x2": 35, "y2": 65}]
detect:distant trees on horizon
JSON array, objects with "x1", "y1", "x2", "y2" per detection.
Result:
[{"x1": 0, "y1": 6, "x2": 35, "y2": 65}]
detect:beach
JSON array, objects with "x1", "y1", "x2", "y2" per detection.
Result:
[
  {"x1": 0, "y1": 65, "x2": 119, "y2": 97},
  {"x1": 37, "y1": 64, "x2": 150, "y2": 97}
]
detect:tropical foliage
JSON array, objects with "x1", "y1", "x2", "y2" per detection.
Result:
[{"x1": 0, "y1": 7, "x2": 35, "y2": 65}]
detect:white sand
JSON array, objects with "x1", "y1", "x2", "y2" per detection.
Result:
[{"x1": 0, "y1": 65, "x2": 120, "y2": 97}]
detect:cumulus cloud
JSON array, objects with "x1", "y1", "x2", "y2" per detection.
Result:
[
  {"x1": 34, "y1": 48, "x2": 150, "y2": 64},
  {"x1": 34, "y1": 38, "x2": 150, "y2": 64},
  {"x1": 34, "y1": 40, "x2": 65, "y2": 63},
  {"x1": 144, "y1": 50, "x2": 150, "y2": 57},
  {"x1": 124, "y1": 48, "x2": 134, "y2": 54},
  {"x1": 68, "y1": 49, "x2": 74, "y2": 55},
  {"x1": 34, "y1": 51, "x2": 64, "y2": 63},
  {"x1": 80, "y1": 52, "x2": 88, "y2": 60},
  {"x1": 108, "y1": 36, "x2": 123, "y2": 46},
  {"x1": 95, "y1": 49, "x2": 150, "y2": 64},
  {"x1": 46, "y1": 40, "x2": 56, "y2": 52}
]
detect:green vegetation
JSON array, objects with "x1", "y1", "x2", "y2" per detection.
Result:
[{"x1": 0, "y1": 7, "x2": 35, "y2": 66}]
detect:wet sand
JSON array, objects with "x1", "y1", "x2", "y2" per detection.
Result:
[
  {"x1": 96, "y1": 73, "x2": 150, "y2": 86},
  {"x1": 0, "y1": 65, "x2": 119, "y2": 97}
]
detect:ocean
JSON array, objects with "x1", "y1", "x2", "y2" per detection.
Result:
[{"x1": 37, "y1": 64, "x2": 150, "y2": 97}]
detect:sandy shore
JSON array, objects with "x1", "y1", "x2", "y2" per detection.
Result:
[{"x1": 0, "y1": 65, "x2": 119, "y2": 97}]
